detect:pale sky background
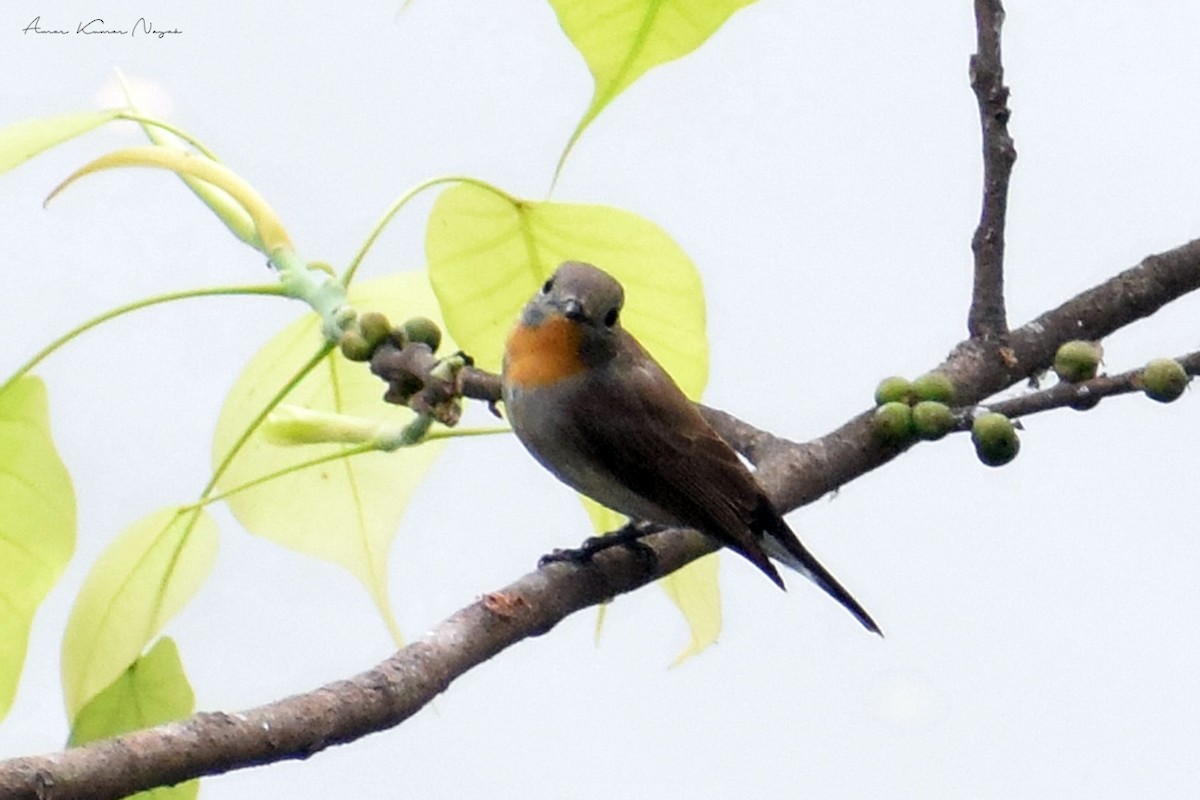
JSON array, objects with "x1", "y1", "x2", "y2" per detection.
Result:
[{"x1": 2, "y1": 2, "x2": 1199, "y2": 798}]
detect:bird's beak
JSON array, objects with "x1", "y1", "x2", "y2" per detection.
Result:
[{"x1": 561, "y1": 297, "x2": 585, "y2": 322}]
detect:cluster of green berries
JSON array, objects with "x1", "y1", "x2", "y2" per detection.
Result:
[
  {"x1": 338, "y1": 312, "x2": 442, "y2": 362},
  {"x1": 872, "y1": 373, "x2": 1019, "y2": 467},
  {"x1": 1053, "y1": 340, "x2": 1190, "y2": 403},
  {"x1": 873, "y1": 373, "x2": 956, "y2": 441},
  {"x1": 871, "y1": 344, "x2": 1192, "y2": 469}
]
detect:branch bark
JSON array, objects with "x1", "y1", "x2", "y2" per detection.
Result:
[
  {"x1": 0, "y1": 528, "x2": 718, "y2": 800},
  {"x1": 986, "y1": 348, "x2": 1200, "y2": 418},
  {"x1": 968, "y1": 0, "x2": 1015, "y2": 338}
]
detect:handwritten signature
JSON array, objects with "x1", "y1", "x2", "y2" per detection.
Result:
[{"x1": 23, "y1": 17, "x2": 182, "y2": 39}]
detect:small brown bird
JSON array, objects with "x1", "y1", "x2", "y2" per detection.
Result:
[{"x1": 502, "y1": 261, "x2": 879, "y2": 634}]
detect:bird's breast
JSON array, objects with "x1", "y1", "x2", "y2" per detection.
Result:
[
  {"x1": 502, "y1": 360, "x2": 680, "y2": 527},
  {"x1": 503, "y1": 316, "x2": 586, "y2": 389}
]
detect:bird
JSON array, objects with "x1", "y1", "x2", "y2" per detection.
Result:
[{"x1": 501, "y1": 261, "x2": 880, "y2": 634}]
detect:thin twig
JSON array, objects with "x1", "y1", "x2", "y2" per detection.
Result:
[
  {"x1": 985, "y1": 349, "x2": 1200, "y2": 419},
  {"x1": 968, "y1": 0, "x2": 1015, "y2": 338}
]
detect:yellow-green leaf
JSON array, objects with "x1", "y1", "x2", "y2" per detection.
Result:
[
  {"x1": 69, "y1": 636, "x2": 193, "y2": 745},
  {"x1": 0, "y1": 376, "x2": 76, "y2": 721},
  {"x1": 550, "y1": 0, "x2": 758, "y2": 175},
  {"x1": 69, "y1": 637, "x2": 197, "y2": 800},
  {"x1": 45, "y1": 145, "x2": 291, "y2": 253},
  {"x1": 661, "y1": 554, "x2": 722, "y2": 664},
  {"x1": 212, "y1": 272, "x2": 453, "y2": 645},
  {"x1": 582, "y1": 496, "x2": 721, "y2": 661},
  {"x1": 425, "y1": 182, "x2": 708, "y2": 397},
  {"x1": 61, "y1": 507, "x2": 217, "y2": 721},
  {"x1": 0, "y1": 110, "x2": 121, "y2": 174}
]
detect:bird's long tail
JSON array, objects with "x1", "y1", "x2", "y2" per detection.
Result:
[{"x1": 756, "y1": 501, "x2": 882, "y2": 635}]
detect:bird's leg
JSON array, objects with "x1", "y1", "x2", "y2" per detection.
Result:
[{"x1": 539, "y1": 520, "x2": 664, "y2": 573}]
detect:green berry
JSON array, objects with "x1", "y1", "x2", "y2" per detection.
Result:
[
  {"x1": 403, "y1": 316, "x2": 442, "y2": 353},
  {"x1": 358, "y1": 311, "x2": 393, "y2": 349},
  {"x1": 912, "y1": 372, "x2": 956, "y2": 404},
  {"x1": 1142, "y1": 358, "x2": 1189, "y2": 403},
  {"x1": 971, "y1": 412, "x2": 1020, "y2": 467},
  {"x1": 1053, "y1": 340, "x2": 1101, "y2": 383},
  {"x1": 872, "y1": 402, "x2": 913, "y2": 444},
  {"x1": 874, "y1": 376, "x2": 912, "y2": 406},
  {"x1": 911, "y1": 401, "x2": 955, "y2": 441},
  {"x1": 338, "y1": 329, "x2": 373, "y2": 362}
]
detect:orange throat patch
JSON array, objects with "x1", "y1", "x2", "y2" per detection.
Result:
[{"x1": 505, "y1": 315, "x2": 586, "y2": 388}]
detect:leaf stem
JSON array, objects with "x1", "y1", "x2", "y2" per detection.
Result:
[
  {"x1": 191, "y1": 442, "x2": 376, "y2": 508},
  {"x1": 342, "y1": 175, "x2": 519, "y2": 286},
  {"x1": 112, "y1": 111, "x2": 221, "y2": 162},
  {"x1": 201, "y1": 343, "x2": 334, "y2": 500},
  {"x1": 0, "y1": 285, "x2": 285, "y2": 397},
  {"x1": 195, "y1": 425, "x2": 505, "y2": 507}
]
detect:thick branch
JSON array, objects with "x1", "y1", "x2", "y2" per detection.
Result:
[
  {"x1": 968, "y1": 0, "x2": 1015, "y2": 338},
  {"x1": 744, "y1": 238, "x2": 1200, "y2": 512},
  {"x1": 0, "y1": 530, "x2": 715, "y2": 800}
]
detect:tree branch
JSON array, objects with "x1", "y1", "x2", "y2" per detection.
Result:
[
  {"x1": 4, "y1": 237, "x2": 1200, "y2": 798},
  {"x1": 986, "y1": 349, "x2": 1200, "y2": 418},
  {"x1": 968, "y1": 0, "x2": 1015, "y2": 338},
  {"x1": 0, "y1": 529, "x2": 717, "y2": 800},
  {"x1": 760, "y1": 238, "x2": 1200, "y2": 512}
]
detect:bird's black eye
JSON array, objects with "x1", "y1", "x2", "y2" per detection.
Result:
[
  {"x1": 603, "y1": 307, "x2": 619, "y2": 327},
  {"x1": 541, "y1": 278, "x2": 554, "y2": 294}
]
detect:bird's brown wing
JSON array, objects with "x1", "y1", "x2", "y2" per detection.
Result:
[
  {"x1": 565, "y1": 336, "x2": 785, "y2": 587},
  {"x1": 561, "y1": 334, "x2": 881, "y2": 632}
]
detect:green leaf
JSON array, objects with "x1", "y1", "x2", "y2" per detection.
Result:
[
  {"x1": 549, "y1": 0, "x2": 758, "y2": 175},
  {"x1": 61, "y1": 507, "x2": 218, "y2": 721},
  {"x1": 582, "y1": 497, "x2": 721, "y2": 661},
  {"x1": 69, "y1": 637, "x2": 198, "y2": 800},
  {"x1": 212, "y1": 272, "x2": 453, "y2": 645},
  {"x1": 0, "y1": 110, "x2": 121, "y2": 174},
  {"x1": 425, "y1": 182, "x2": 708, "y2": 397},
  {"x1": 45, "y1": 145, "x2": 291, "y2": 253},
  {"x1": 69, "y1": 636, "x2": 193, "y2": 745},
  {"x1": 660, "y1": 554, "x2": 722, "y2": 664},
  {"x1": 0, "y1": 376, "x2": 76, "y2": 721}
]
